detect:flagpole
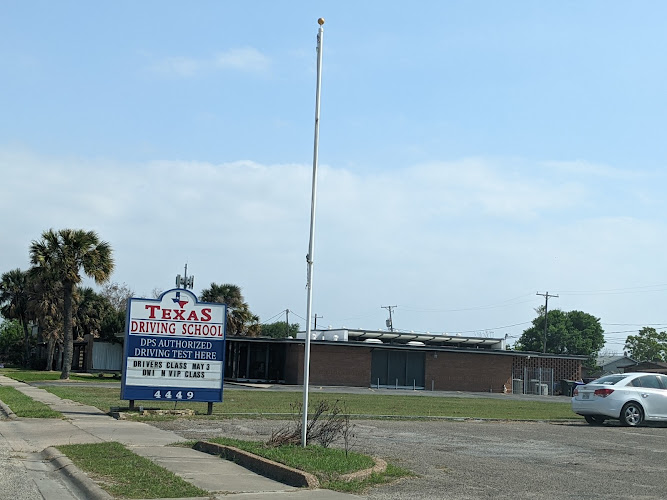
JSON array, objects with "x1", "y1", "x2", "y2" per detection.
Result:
[{"x1": 302, "y1": 17, "x2": 325, "y2": 447}]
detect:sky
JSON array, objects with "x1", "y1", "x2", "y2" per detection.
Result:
[{"x1": 3, "y1": 1, "x2": 667, "y2": 353}]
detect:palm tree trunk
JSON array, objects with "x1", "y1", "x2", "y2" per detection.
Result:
[
  {"x1": 21, "y1": 317, "x2": 30, "y2": 368},
  {"x1": 56, "y1": 343, "x2": 63, "y2": 370},
  {"x1": 61, "y1": 281, "x2": 74, "y2": 379},
  {"x1": 46, "y1": 335, "x2": 55, "y2": 371}
]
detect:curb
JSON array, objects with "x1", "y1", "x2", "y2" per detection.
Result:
[
  {"x1": 194, "y1": 441, "x2": 320, "y2": 488},
  {"x1": 193, "y1": 441, "x2": 388, "y2": 486},
  {"x1": 41, "y1": 446, "x2": 114, "y2": 500},
  {"x1": 0, "y1": 399, "x2": 17, "y2": 420}
]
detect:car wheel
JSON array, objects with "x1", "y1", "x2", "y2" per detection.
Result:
[
  {"x1": 584, "y1": 415, "x2": 605, "y2": 425},
  {"x1": 620, "y1": 402, "x2": 644, "y2": 427}
]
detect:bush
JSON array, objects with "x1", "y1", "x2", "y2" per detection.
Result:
[
  {"x1": 268, "y1": 399, "x2": 356, "y2": 454},
  {"x1": 0, "y1": 319, "x2": 24, "y2": 366}
]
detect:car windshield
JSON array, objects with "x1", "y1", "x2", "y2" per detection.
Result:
[{"x1": 590, "y1": 374, "x2": 629, "y2": 385}]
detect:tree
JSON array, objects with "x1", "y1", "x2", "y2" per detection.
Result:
[
  {"x1": 516, "y1": 308, "x2": 605, "y2": 366},
  {"x1": 0, "y1": 319, "x2": 24, "y2": 366},
  {"x1": 260, "y1": 321, "x2": 300, "y2": 339},
  {"x1": 0, "y1": 268, "x2": 32, "y2": 367},
  {"x1": 29, "y1": 229, "x2": 114, "y2": 379},
  {"x1": 27, "y1": 267, "x2": 64, "y2": 370},
  {"x1": 199, "y1": 283, "x2": 258, "y2": 336},
  {"x1": 100, "y1": 282, "x2": 133, "y2": 313},
  {"x1": 74, "y1": 287, "x2": 124, "y2": 343},
  {"x1": 74, "y1": 287, "x2": 109, "y2": 339},
  {"x1": 624, "y1": 327, "x2": 667, "y2": 362}
]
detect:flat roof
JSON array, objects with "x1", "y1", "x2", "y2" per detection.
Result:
[
  {"x1": 347, "y1": 329, "x2": 502, "y2": 347},
  {"x1": 228, "y1": 335, "x2": 586, "y2": 360}
]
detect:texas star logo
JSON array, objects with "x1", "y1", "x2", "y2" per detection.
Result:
[{"x1": 172, "y1": 291, "x2": 189, "y2": 309}]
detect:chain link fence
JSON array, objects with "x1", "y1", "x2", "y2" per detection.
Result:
[{"x1": 512, "y1": 367, "x2": 554, "y2": 395}]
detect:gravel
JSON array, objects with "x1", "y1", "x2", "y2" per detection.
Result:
[{"x1": 150, "y1": 417, "x2": 667, "y2": 499}]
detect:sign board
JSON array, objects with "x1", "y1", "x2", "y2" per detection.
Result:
[{"x1": 121, "y1": 288, "x2": 226, "y2": 403}]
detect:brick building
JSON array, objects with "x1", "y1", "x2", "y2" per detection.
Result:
[{"x1": 225, "y1": 329, "x2": 585, "y2": 395}]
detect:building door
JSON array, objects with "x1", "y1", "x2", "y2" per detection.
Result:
[{"x1": 371, "y1": 349, "x2": 425, "y2": 389}]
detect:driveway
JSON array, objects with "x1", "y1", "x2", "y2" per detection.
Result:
[{"x1": 152, "y1": 417, "x2": 667, "y2": 499}]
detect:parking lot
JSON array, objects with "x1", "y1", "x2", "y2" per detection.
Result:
[{"x1": 154, "y1": 417, "x2": 667, "y2": 499}]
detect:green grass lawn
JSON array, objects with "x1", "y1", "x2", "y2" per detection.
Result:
[
  {"x1": 1, "y1": 367, "x2": 579, "y2": 420},
  {"x1": 0, "y1": 386, "x2": 62, "y2": 418},
  {"x1": 57, "y1": 442, "x2": 207, "y2": 499},
  {"x1": 0, "y1": 368, "x2": 120, "y2": 383},
  {"x1": 205, "y1": 436, "x2": 414, "y2": 492},
  {"x1": 40, "y1": 385, "x2": 578, "y2": 421},
  {"x1": 209, "y1": 436, "x2": 375, "y2": 475},
  {"x1": 57, "y1": 439, "x2": 412, "y2": 496}
]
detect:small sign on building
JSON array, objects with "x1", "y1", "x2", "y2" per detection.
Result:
[{"x1": 121, "y1": 289, "x2": 226, "y2": 404}]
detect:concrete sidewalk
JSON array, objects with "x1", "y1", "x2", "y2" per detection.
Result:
[{"x1": 0, "y1": 376, "x2": 362, "y2": 500}]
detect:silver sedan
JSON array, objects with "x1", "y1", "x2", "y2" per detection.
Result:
[{"x1": 571, "y1": 372, "x2": 667, "y2": 426}]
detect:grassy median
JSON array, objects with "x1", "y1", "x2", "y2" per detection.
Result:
[
  {"x1": 0, "y1": 386, "x2": 61, "y2": 418},
  {"x1": 0, "y1": 367, "x2": 120, "y2": 383},
  {"x1": 57, "y1": 442, "x2": 207, "y2": 498},
  {"x1": 203, "y1": 436, "x2": 414, "y2": 492}
]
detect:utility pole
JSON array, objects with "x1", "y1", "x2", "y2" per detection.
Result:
[
  {"x1": 536, "y1": 292, "x2": 558, "y2": 353},
  {"x1": 285, "y1": 309, "x2": 290, "y2": 337},
  {"x1": 314, "y1": 314, "x2": 323, "y2": 330},
  {"x1": 381, "y1": 305, "x2": 396, "y2": 332}
]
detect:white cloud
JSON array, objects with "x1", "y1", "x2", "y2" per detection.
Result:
[
  {"x1": 150, "y1": 56, "x2": 202, "y2": 77},
  {"x1": 149, "y1": 47, "x2": 270, "y2": 77},
  {"x1": 215, "y1": 47, "x2": 270, "y2": 73},
  {"x1": 406, "y1": 159, "x2": 585, "y2": 220},
  {"x1": 2, "y1": 148, "x2": 666, "y2": 344},
  {"x1": 542, "y1": 159, "x2": 653, "y2": 180}
]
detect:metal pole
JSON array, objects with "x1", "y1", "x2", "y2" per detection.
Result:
[
  {"x1": 537, "y1": 291, "x2": 558, "y2": 353},
  {"x1": 286, "y1": 309, "x2": 289, "y2": 337},
  {"x1": 301, "y1": 18, "x2": 325, "y2": 447}
]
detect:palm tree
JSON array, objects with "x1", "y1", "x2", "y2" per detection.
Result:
[
  {"x1": 27, "y1": 268, "x2": 64, "y2": 370},
  {"x1": 0, "y1": 268, "x2": 32, "y2": 367},
  {"x1": 74, "y1": 287, "x2": 107, "y2": 339},
  {"x1": 29, "y1": 229, "x2": 114, "y2": 379},
  {"x1": 200, "y1": 283, "x2": 257, "y2": 336},
  {"x1": 200, "y1": 283, "x2": 245, "y2": 308}
]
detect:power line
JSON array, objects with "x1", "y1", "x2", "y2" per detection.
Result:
[
  {"x1": 259, "y1": 310, "x2": 289, "y2": 325},
  {"x1": 290, "y1": 310, "x2": 308, "y2": 322},
  {"x1": 603, "y1": 322, "x2": 667, "y2": 327},
  {"x1": 555, "y1": 283, "x2": 667, "y2": 295},
  {"x1": 400, "y1": 293, "x2": 537, "y2": 313}
]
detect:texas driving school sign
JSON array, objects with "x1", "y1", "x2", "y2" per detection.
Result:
[{"x1": 121, "y1": 289, "x2": 226, "y2": 403}]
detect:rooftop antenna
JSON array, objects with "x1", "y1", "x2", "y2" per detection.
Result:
[{"x1": 175, "y1": 263, "x2": 194, "y2": 290}]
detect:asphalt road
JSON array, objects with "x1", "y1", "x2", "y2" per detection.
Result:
[{"x1": 151, "y1": 417, "x2": 667, "y2": 499}]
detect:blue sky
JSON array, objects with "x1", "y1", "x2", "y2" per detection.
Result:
[{"x1": 3, "y1": 1, "x2": 667, "y2": 352}]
